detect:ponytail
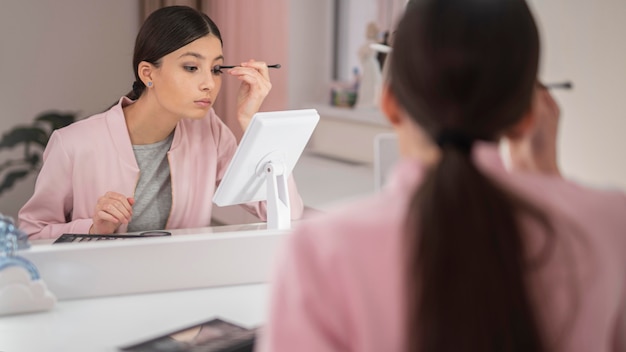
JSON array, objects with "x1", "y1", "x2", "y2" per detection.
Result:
[
  {"x1": 126, "y1": 81, "x2": 145, "y2": 101},
  {"x1": 387, "y1": 1, "x2": 547, "y2": 349},
  {"x1": 406, "y1": 143, "x2": 546, "y2": 352}
]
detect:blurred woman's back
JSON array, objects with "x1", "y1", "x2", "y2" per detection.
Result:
[{"x1": 258, "y1": 1, "x2": 626, "y2": 351}]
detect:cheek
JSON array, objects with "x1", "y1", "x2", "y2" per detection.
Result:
[
  {"x1": 166, "y1": 75, "x2": 194, "y2": 101},
  {"x1": 212, "y1": 76, "x2": 223, "y2": 97}
]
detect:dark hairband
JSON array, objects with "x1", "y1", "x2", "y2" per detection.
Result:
[{"x1": 435, "y1": 130, "x2": 474, "y2": 153}]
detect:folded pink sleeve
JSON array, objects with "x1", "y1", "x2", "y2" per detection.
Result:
[{"x1": 18, "y1": 131, "x2": 92, "y2": 239}]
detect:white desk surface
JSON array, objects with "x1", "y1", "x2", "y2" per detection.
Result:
[
  {"x1": 2, "y1": 224, "x2": 280, "y2": 351},
  {"x1": 0, "y1": 283, "x2": 269, "y2": 352}
]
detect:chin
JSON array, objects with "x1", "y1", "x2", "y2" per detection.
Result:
[{"x1": 187, "y1": 109, "x2": 210, "y2": 120}]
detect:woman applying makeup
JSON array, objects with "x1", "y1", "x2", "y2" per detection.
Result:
[
  {"x1": 18, "y1": 6, "x2": 303, "y2": 239},
  {"x1": 258, "y1": 0, "x2": 626, "y2": 351}
]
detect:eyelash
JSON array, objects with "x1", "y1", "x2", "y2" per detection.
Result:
[
  {"x1": 211, "y1": 65, "x2": 224, "y2": 75},
  {"x1": 182, "y1": 65, "x2": 224, "y2": 75}
]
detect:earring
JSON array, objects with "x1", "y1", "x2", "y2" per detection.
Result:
[{"x1": 147, "y1": 81, "x2": 153, "y2": 87}]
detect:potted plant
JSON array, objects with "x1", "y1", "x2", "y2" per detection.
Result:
[{"x1": 0, "y1": 111, "x2": 75, "y2": 196}]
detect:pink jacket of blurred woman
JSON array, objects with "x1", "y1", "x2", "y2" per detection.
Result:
[
  {"x1": 258, "y1": 143, "x2": 626, "y2": 352},
  {"x1": 18, "y1": 97, "x2": 303, "y2": 239}
]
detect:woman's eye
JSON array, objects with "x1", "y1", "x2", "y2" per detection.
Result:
[
  {"x1": 183, "y1": 65, "x2": 198, "y2": 72},
  {"x1": 211, "y1": 65, "x2": 224, "y2": 75}
]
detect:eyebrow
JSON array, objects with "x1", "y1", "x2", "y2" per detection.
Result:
[{"x1": 178, "y1": 52, "x2": 224, "y2": 62}]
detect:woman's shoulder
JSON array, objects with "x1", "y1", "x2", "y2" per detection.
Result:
[
  {"x1": 55, "y1": 99, "x2": 124, "y2": 138},
  {"x1": 525, "y1": 174, "x2": 626, "y2": 216},
  {"x1": 475, "y1": 144, "x2": 626, "y2": 227},
  {"x1": 503, "y1": 172, "x2": 626, "y2": 246},
  {"x1": 561, "y1": 179, "x2": 626, "y2": 223}
]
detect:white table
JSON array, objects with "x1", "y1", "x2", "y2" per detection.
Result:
[
  {"x1": 1, "y1": 224, "x2": 283, "y2": 351},
  {"x1": 0, "y1": 283, "x2": 269, "y2": 352}
]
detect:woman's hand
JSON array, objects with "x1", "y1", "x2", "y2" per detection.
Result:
[
  {"x1": 508, "y1": 82, "x2": 562, "y2": 176},
  {"x1": 228, "y1": 59, "x2": 272, "y2": 131},
  {"x1": 90, "y1": 192, "x2": 135, "y2": 234}
]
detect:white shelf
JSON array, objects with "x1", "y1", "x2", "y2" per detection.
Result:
[
  {"x1": 308, "y1": 103, "x2": 390, "y2": 127},
  {"x1": 305, "y1": 103, "x2": 393, "y2": 164}
]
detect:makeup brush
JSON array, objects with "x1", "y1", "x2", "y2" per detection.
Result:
[
  {"x1": 544, "y1": 81, "x2": 573, "y2": 90},
  {"x1": 216, "y1": 64, "x2": 281, "y2": 70}
]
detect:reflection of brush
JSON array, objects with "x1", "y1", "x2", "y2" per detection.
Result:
[
  {"x1": 216, "y1": 64, "x2": 281, "y2": 70},
  {"x1": 544, "y1": 81, "x2": 573, "y2": 90}
]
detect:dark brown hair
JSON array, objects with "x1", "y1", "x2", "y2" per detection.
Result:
[
  {"x1": 389, "y1": 1, "x2": 546, "y2": 351},
  {"x1": 127, "y1": 6, "x2": 223, "y2": 100}
]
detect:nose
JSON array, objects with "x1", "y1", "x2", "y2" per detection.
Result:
[{"x1": 200, "y1": 72, "x2": 215, "y2": 91}]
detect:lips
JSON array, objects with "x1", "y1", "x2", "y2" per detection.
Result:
[{"x1": 194, "y1": 99, "x2": 212, "y2": 108}]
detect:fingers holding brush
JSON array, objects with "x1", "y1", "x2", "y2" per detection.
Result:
[{"x1": 228, "y1": 60, "x2": 276, "y2": 130}]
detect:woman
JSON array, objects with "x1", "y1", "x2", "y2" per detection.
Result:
[
  {"x1": 258, "y1": 1, "x2": 626, "y2": 351},
  {"x1": 18, "y1": 6, "x2": 303, "y2": 239}
]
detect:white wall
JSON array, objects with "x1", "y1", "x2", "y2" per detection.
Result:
[
  {"x1": 287, "y1": 0, "x2": 335, "y2": 109},
  {"x1": 0, "y1": 0, "x2": 139, "y2": 218},
  {"x1": 528, "y1": 0, "x2": 626, "y2": 190},
  {"x1": 335, "y1": 0, "x2": 378, "y2": 82},
  {"x1": 334, "y1": 0, "x2": 406, "y2": 83}
]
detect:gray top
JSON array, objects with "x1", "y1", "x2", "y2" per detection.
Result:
[{"x1": 127, "y1": 133, "x2": 174, "y2": 232}]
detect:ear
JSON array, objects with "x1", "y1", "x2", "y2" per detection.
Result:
[
  {"x1": 137, "y1": 61, "x2": 154, "y2": 86},
  {"x1": 380, "y1": 83, "x2": 401, "y2": 126},
  {"x1": 505, "y1": 108, "x2": 535, "y2": 140}
]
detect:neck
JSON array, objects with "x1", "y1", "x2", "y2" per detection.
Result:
[
  {"x1": 123, "y1": 95, "x2": 178, "y2": 145},
  {"x1": 394, "y1": 118, "x2": 441, "y2": 167}
]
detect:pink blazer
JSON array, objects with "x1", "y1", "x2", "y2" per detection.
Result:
[
  {"x1": 258, "y1": 143, "x2": 626, "y2": 352},
  {"x1": 18, "y1": 97, "x2": 303, "y2": 239}
]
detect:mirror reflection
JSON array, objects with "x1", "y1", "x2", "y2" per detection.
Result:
[{"x1": 1, "y1": 0, "x2": 404, "y2": 243}]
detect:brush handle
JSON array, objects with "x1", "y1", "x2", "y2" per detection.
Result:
[
  {"x1": 544, "y1": 81, "x2": 573, "y2": 90},
  {"x1": 218, "y1": 64, "x2": 281, "y2": 69}
]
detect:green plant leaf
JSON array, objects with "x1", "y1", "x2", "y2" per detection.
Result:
[
  {"x1": 27, "y1": 153, "x2": 41, "y2": 167},
  {"x1": 0, "y1": 110, "x2": 76, "y2": 195},
  {"x1": 0, "y1": 127, "x2": 48, "y2": 149},
  {"x1": 35, "y1": 111, "x2": 76, "y2": 131},
  {"x1": 0, "y1": 169, "x2": 29, "y2": 196}
]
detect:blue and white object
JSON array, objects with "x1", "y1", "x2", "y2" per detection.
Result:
[{"x1": 0, "y1": 215, "x2": 56, "y2": 315}]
